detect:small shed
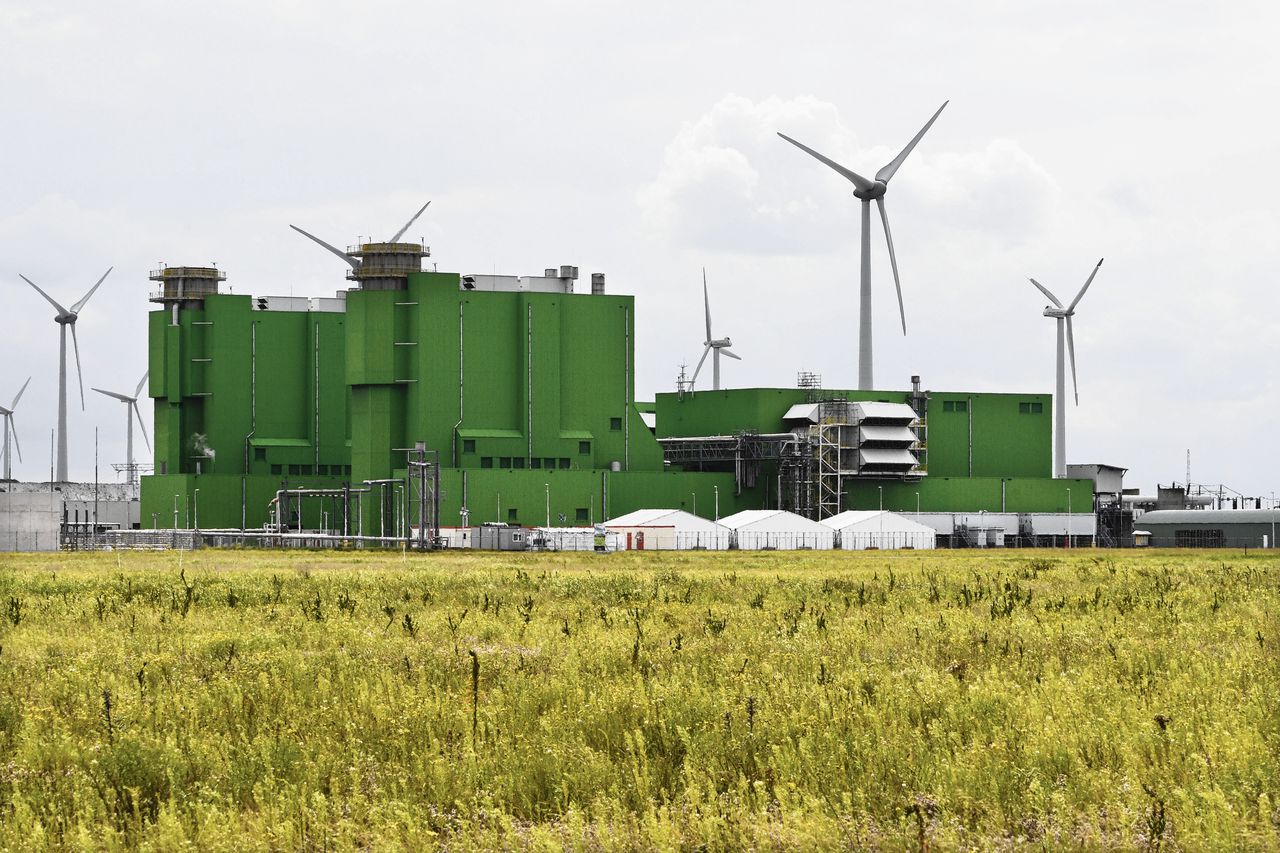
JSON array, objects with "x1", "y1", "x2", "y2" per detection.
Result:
[
  {"x1": 718, "y1": 509, "x2": 834, "y2": 550},
  {"x1": 605, "y1": 509, "x2": 730, "y2": 550},
  {"x1": 821, "y1": 510, "x2": 937, "y2": 550}
]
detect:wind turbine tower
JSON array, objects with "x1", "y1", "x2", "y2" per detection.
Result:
[
  {"x1": 92, "y1": 372, "x2": 151, "y2": 485},
  {"x1": 20, "y1": 268, "x2": 112, "y2": 482},
  {"x1": 691, "y1": 269, "x2": 741, "y2": 391},
  {"x1": 0, "y1": 377, "x2": 31, "y2": 482},
  {"x1": 777, "y1": 102, "x2": 947, "y2": 390},
  {"x1": 1028, "y1": 259, "x2": 1103, "y2": 478}
]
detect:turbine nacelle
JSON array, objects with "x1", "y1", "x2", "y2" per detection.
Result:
[
  {"x1": 706, "y1": 337, "x2": 733, "y2": 348},
  {"x1": 851, "y1": 182, "x2": 888, "y2": 202}
]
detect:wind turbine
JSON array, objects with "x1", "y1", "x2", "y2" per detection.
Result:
[
  {"x1": 0, "y1": 377, "x2": 31, "y2": 482},
  {"x1": 1028, "y1": 258, "x2": 1104, "y2": 478},
  {"x1": 20, "y1": 267, "x2": 112, "y2": 482},
  {"x1": 777, "y1": 101, "x2": 947, "y2": 390},
  {"x1": 691, "y1": 269, "x2": 741, "y2": 391},
  {"x1": 289, "y1": 201, "x2": 431, "y2": 273},
  {"x1": 92, "y1": 371, "x2": 151, "y2": 485}
]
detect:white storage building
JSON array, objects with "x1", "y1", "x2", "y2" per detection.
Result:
[
  {"x1": 717, "y1": 509, "x2": 834, "y2": 550},
  {"x1": 820, "y1": 510, "x2": 937, "y2": 550},
  {"x1": 605, "y1": 509, "x2": 730, "y2": 550}
]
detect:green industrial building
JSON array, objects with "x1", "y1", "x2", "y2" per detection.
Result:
[{"x1": 141, "y1": 240, "x2": 1090, "y2": 538}]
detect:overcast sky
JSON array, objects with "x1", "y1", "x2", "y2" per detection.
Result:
[{"x1": 2, "y1": 1, "x2": 1277, "y2": 499}]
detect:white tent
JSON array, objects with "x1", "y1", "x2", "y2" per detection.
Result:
[
  {"x1": 605, "y1": 509, "x2": 730, "y2": 550},
  {"x1": 820, "y1": 510, "x2": 937, "y2": 550},
  {"x1": 717, "y1": 509, "x2": 834, "y2": 550}
]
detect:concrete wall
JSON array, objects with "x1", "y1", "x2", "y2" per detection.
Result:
[{"x1": 0, "y1": 491, "x2": 59, "y2": 551}]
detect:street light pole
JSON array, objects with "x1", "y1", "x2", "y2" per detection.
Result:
[
  {"x1": 194, "y1": 488, "x2": 200, "y2": 532},
  {"x1": 692, "y1": 493, "x2": 697, "y2": 517},
  {"x1": 714, "y1": 485, "x2": 719, "y2": 522},
  {"x1": 173, "y1": 494, "x2": 179, "y2": 531},
  {"x1": 915, "y1": 491, "x2": 920, "y2": 516},
  {"x1": 545, "y1": 483, "x2": 550, "y2": 528},
  {"x1": 878, "y1": 485, "x2": 883, "y2": 511}
]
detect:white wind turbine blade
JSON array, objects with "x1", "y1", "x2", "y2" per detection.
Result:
[
  {"x1": 11, "y1": 376, "x2": 31, "y2": 410},
  {"x1": 691, "y1": 345, "x2": 712, "y2": 385},
  {"x1": 1065, "y1": 315, "x2": 1079, "y2": 405},
  {"x1": 776, "y1": 133, "x2": 876, "y2": 193},
  {"x1": 1067, "y1": 258, "x2": 1104, "y2": 312},
  {"x1": 289, "y1": 224, "x2": 362, "y2": 272},
  {"x1": 134, "y1": 370, "x2": 149, "y2": 400},
  {"x1": 70, "y1": 324, "x2": 86, "y2": 410},
  {"x1": 876, "y1": 197, "x2": 908, "y2": 334},
  {"x1": 1028, "y1": 278, "x2": 1064, "y2": 309},
  {"x1": 92, "y1": 387, "x2": 133, "y2": 403},
  {"x1": 8, "y1": 415, "x2": 21, "y2": 463},
  {"x1": 702, "y1": 269, "x2": 713, "y2": 341},
  {"x1": 721, "y1": 349, "x2": 743, "y2": 361},
  {"x1": 70, "y1": 267, "x2": 112, "y2": 314},
  {"x1": 19, "y1": 274, "x2": 70, "y2": 315},
  {"x1": 132, "y1": 400, "x2": 151, "y2": 452},
  {"x1": 875, "y1": 101, "x2": 948, "y2": 184},
  {"x1": 389, "y1": 201, "x2": 431, "y2": 243}
]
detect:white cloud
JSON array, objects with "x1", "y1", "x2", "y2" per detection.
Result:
[{"x1": 638, "y1": 95, "x2": 1060, "y2": 258}]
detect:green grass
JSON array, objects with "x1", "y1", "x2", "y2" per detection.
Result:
[{"x1": 0, "y1": 548, "x2": 1278, "y2": 850}]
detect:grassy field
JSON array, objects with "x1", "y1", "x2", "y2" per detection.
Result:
[{"x1": 0, "y1": 548, "x2": 1277, "y2": 850}]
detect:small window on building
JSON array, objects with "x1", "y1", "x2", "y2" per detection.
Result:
[
  {"x1": 576, "y1": 508, "x2": 589, "y2": 522},
  {"x1": 1032, "y1": 402, "x2": 1043, "y2": 414},
  {"x1": 610, "y1": 417, "x2": 622, "y2": 431},
  {"x1": 289, "y1": 464, "x2": 301, "y2": 476},
  {"x1": 558, "y1": 458, "x2": 570, "y2": 469},
  {"x1": 481, "y1": 457, "x2": 494, "y2": 469},
  {"x1": 943, "y1": 400, "x2": 967, "y2": 413},
  {"x1": 499, "y1": 456, "x2": 511, "y2": 468},
  {"x1": 507, "y1": 507, "x2": 518, "y2": 522},
  {"x1": 254, "y1": 447, "x2": 267, "y2": 462},
  {"x1": 158, "y1": 462, "x2": 168, "y2": 475},
  {"x1": 318, "y1": 464, "x2": 329, "y2": 475},
  {"x1": 463, "y1": 439, "x2": 476, "y2": 453},
  {"x1": 513, "y1": 457, "x2": 525, "y2": 469},
  {"x1": 1019, "y1": 401, "x2": 1044, "y2": 414},
  {"x1": 271, "y1": 464, "x2": 283, "y2": 475},
  {"x1": 579, "y1": 441, "x2": 591, "y2": 455},
  {"x1": 530, "y1": 458, "x2": 542, "y2": 469},
  {"x1": 1019, "y1": 402, "x2": 1030, "y2": 414},
  {"x1": 544, "y1": 457, "x2": 556, "y2": 470},
  {"x1": 301, "y1": 465, "x2": 313, "y2": 476}
]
